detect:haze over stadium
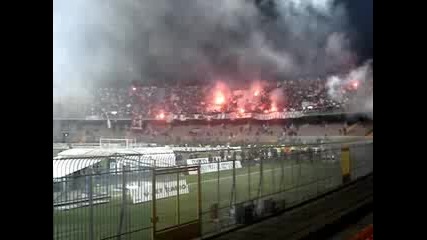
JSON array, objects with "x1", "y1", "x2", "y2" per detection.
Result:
[
  {"x1": 53, "y1": 1, "x2": 372, "y2": 239},
  {"x1": 53, "y1": 0, "x2": 372, "y2": 115}
]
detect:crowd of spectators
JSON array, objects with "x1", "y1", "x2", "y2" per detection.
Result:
[
  {"x1": 53, "y1": 77, "x2": 372, "y2": 120},
  {"x1": 87, "y1": 88, "x2": 132, "y2": 119}
]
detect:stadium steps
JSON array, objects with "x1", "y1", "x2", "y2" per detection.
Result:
[
  {"x1": 298, "y1": 123, "x2": 342, "y2": 136},
  {"x1": 206, "y1": 174, "x2": 373, "y2": 240},
  {"x1": 346, "y1": 123, "x2": 369, "y2": 136},
  {"x1": 346, "y1": 123, "x2": 359, "y2": 133}
]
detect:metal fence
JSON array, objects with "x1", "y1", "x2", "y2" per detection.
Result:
[{"x1": 53, "y1": 140, "x2": 373, "y2": 240}]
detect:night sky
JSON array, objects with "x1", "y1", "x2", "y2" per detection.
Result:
[
  {"x1": 342, "y1": 0, "x2": 373, "y2": 62},
  {"x1": 258, "y1": 0, "x2": 372, "y2": 64}
]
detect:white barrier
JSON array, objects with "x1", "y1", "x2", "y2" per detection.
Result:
[
  {"x1": 188, "y1": 161, "x2": 242, "y2": 175},
  {"x1": 171, "y1": 146, "x2": 241, "y2": 152},
  {"x1": 127, "y1": 178, "x2": 189, "y2": 204},
  {"x1": 187, "y1": 158, "x2": 210, "y2": 165}
]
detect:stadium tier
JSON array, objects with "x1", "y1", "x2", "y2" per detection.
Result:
[
  {"x1": 53, "y1": 116, "x2": 372, "y2": 145},
  {"x1": 53, "y1": 77, "x2": 373, "y2": 121},
  {"x1": 53, "y1": 76, "x2": 372, "y2": 145}
]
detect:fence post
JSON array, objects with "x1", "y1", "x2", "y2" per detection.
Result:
[
  {"x1": 176, "y1": 172, "x2": 180, "y2": 225},
  {"x1": 316, "y1": 150, "x2": 319, "y2": 195},
  {"x1": 296, "y1": 151, "x2": 301, "y2": 202},
  {"x1": 233, "y1": 155, "x2": 236, "y2": 203},
  {"x1": 197, "y1": 166, "x2": 202, "y2": 236},
  {"x1": 248, "y1": 149, "x2": 251, "y2": 200},
  {"x1": 64, "y1": 180, "x2": 68, "y2": 202},
  {"x1": 88, "y1": 173, "x2": 94, "y2": 240},
  {"x1": 280, "y1": 150, "x2": 285, "y2": 192},
  {"x1": 258, "y1": 149, "x2": 264, "y2": 198},
  {"x1": 341, "y1": 145, "x2": 351, "y2": 183},
  {"x1": 151, "y1": 167, "x2": 157, "y2": 240},
  {"x1": 271, "y1": 148, "x2": 276, "y2": 194},
  {"x1": 290, "y1": 150, "x2": 294, "y2": 188},
  {"x1": 106, "y1": 158, "x2": 110, "y2": 197},
  {"x1": 117, "y1": 165, "x2": 127, "y2": 240},
  {"x1": 216, "y1": 151, "x2": 221, "y2": 230},
  {"x1": 53, "y1": 194, "x2": 55, "y2": 240}
]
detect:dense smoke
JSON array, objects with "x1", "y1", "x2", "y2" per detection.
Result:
[
  {"x1": 326, "y1": 59, "x2": 373, "y2": 115},
  {"x1": 54, "y1": 0, "x2": 355, "y2": 101},
  {"x1": 269, "y1": 88, "x2": 286, "y2": 109}
]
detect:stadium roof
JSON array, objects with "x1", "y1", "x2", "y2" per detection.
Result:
[
  {"x1": 170, "y1": 146, "x2": 241, "y2": 152},
  {"x1": 53, "y1": 158, "x2": 101, "y2": 178},
  {"x1": 57, "y1": 147, "x2": 174, "y2": 157},
  {"x1": 54, "y1": 147, "x2": 177, "y2": 178}
]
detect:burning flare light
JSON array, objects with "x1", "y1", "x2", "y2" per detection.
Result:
[{"x1": 214, "y1": 92, "x2": 225, "y2": 105}]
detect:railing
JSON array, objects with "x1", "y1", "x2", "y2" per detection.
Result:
[
  {"x1": 53, "y1": 110, "x2": 372, "y2": 121},
  {"x1": 53, "y1": 141, "x2": 373, "y2": 240}
]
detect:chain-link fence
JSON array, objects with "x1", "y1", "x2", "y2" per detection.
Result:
[
  {"x1": 53, "y1": 154, "x2": 163, "y2": 240},
  {"x1": 53, "y1": 140, "x2": 373, "y2": 240},
  {"x1": 192, "y1": 141, "x2": 373, "y2": 237}
]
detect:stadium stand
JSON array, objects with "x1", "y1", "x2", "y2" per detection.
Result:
[
  {"x1": 53, "y1": 77, "x2": 372, "y2": 121},
  {"x1": 54, "y1": 117, "x2": 372, "y2": 145},
  {"x1": 53, "y1": 76, "x2": 372, "y2": 145}
]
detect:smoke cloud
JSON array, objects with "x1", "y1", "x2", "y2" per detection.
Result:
[
  {"x1": 269, "y1": 88, "x2": 286, "y2": 107},
  {"x1": 326, "y1": 59, "x2": 373, "y2": 115},
  {"x1": 54, "y1": 0, "x2": 356, "y2": 101}
]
